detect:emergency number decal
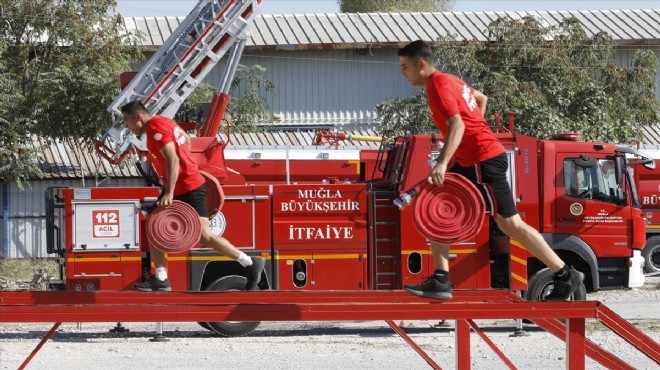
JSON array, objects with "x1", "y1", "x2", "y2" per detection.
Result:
[{"x1": 92, "y1": 210, "x2": 120, "y2": 238}]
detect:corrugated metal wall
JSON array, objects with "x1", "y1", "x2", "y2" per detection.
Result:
[
  {"x1": 615, "y1": 48, "x2": 660, "y2": 100},
  {"x1": 208, "y1": 49, "x2": 416, "y2": 125},
  {"x1": 2, "y1": 178, "x2": 145, "y2": 258}
]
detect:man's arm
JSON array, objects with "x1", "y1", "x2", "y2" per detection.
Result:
[
  {"x1": 158, "y1": 142, "x2": 180, "y2": 207},
  {"x1": 474, "y1": 90, "x2": 488, "y2": 116},
  {"x1": 429, "y1": 114, "x2": 465, "y2": 186}
]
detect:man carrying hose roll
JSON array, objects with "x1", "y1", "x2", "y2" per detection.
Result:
[
  {"x1": 397, "y1": 40, "x2": 583, "y2": 300},
  {"x1": 121, "y1": 101, "x2": 265, "y2": 292}
]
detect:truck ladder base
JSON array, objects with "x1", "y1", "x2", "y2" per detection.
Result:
[{"x1": 1, "y1": 289, "x2": 658, "y2": 370}]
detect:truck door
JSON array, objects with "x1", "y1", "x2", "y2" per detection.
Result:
[{"x1": 554, "y1": 155, "x2": 631, "y2": 258}]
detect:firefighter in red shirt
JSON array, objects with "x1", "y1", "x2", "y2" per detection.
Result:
[
  {"x1": 398, "y1": 40, "x2": 583, "y2": 300},
  {"x1": 121, "y1": 101, "x2": 264, "y2": 292}
]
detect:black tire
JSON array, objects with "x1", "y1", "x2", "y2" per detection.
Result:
[
  {"x1": 197, "y1": 321, "x2": 213, "y2": 331},
  {"x1": 525, "y1": 268, "x2": 587, "y2": 302},
  {"x1": 204, "y1": 275, "x2": 261, "y2": 337},
  {"x1": 642, "y1": 236, "x2": 660, "y2": 274}
]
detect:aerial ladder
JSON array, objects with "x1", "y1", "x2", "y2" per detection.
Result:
[{"x1": 95, "y1": 0, "x2": 261, "y2": 165}]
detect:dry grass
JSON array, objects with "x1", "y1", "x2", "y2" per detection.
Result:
[{"x1": 0, "y1": 258, "x2": 59, "y2": 281}]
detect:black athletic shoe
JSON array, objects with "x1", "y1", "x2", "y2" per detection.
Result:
[
  {"x1": 134, "y1": 276, "x2": 172, "y2": 292},
  {"x1": 404, "y1": 276, "x2": 453, "y2": 300},
  {"x1": 543, "y1": 266, "x2": 584, "y2": 301},
  {"x1": 245, "y1": 257, "x2": 265, "y2": 290}
]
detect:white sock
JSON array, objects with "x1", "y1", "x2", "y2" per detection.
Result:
[
  {"x1": 156, "y1": 267, "x2": 168, "y2": 281},
  {"x1": 236, "y1": 252, "x2": 253, "y2": 267}
]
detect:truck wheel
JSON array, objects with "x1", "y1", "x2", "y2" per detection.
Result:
[
  {"x1": 197, "y1": 321, "x2": 212, "y2": 331},
  {"x1": 204, "y1": 275, "x2": 261, "y2": 337},
  {"x1": 642, "y1": 236, "x2": 660, "y2": 274},
  {"x1": 525, "y1": 268, "x2": 586, "y2": 301}
]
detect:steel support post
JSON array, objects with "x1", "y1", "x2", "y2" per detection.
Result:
[
  {"x1": 566, "y1": 318, "x2": 586, "y2": 370},
  {"x1": 455, "y1": 319, "x2": 471, "y2": 369}
]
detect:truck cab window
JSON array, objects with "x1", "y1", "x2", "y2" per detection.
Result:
[{"x1": 564, "y1": 158, "x2": 618, "y2": 204}]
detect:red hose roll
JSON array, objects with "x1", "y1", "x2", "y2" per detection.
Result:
[
  {"x1": 199, "y1": 170, "x2": 224, "y2": 218},
  {"x1": 146, "y1": 200, "x2": 201, "y2": 253},
  {"x1": 412, "y1": 173, "x2": 485, "y2": 244}
]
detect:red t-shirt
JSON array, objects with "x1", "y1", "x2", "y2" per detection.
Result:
[
  {"x1": 145, "y1": 116, "x2": 205, "y2": 195},
  {"x1": 426, "y1": 71, "x2": 504, "y2": 167}
]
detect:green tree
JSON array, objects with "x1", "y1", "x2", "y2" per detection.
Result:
[
  {"x1": 0, "y1": 0, "x2": 140, "y2": 184},
  {"x1": 339, "y1": 0, "x2": 455, "y2": 12},
  {"x1": 377, "y1": 17, "x2": 660, "y2": 144},
  {"x1": 175, "y1": 64, "x2": 279, "y2": 134}
]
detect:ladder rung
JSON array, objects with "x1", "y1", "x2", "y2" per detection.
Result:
[{"x1": 375, "y1": 238, "x2": 398, "y2": 242}]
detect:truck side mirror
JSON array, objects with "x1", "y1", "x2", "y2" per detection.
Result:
[
  {"x1": 575, "y1": 154, "x2": 597, "y2": 168},
  {"x1": 635, "y1": 150, "x2": 656, "y2": 170}
]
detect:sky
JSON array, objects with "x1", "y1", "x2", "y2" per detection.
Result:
[{"x1": 115, "y1": 0, "x2": 659, "y2": 17}]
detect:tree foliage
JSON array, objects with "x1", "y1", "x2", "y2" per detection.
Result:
[
  {"x1": 0, "y1": 0, "x2": 140, "y2": 184},
  {"x1": 377, "y1": 17, "x2": 660, "y2": 144},
  {"x1": 338, "y1": 0, "x2": 455, "y2": 13},
  {"x1": 175, "y1": 64, "x2": 279, "y2": 134}
]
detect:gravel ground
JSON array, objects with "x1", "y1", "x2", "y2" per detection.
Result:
[{"x1": 1, "y1": 276, "x2": 658, "y2": 370}]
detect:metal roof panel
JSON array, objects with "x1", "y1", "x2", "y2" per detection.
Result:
[{"x1": 125, "y1": 9, "x2": 660, "y2": 49}]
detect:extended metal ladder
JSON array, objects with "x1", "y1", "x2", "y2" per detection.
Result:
[{"x1": 97, "y1": 0, "x2": 260, "y2": 163}]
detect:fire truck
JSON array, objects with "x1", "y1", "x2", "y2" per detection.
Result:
[
  {"x1": 632, "y1": 146, "x2": 660, "y2": 274},
  {"x1": 44, "y1": 0, "x2": 654, "y2": 337}
]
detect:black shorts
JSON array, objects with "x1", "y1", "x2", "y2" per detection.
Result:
[
  {"x1": 449, "y1": 153, "x2": 517, "y2": 218},
  {"x1": 173, "y1": 183, "x2": 208, "y2": 218}
]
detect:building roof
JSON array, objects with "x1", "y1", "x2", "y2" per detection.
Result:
[
  {"x1": 123, "y1": 9, "x2": 660, "y2": 51},
  {"x1": 32, "y1": 131, "x2": 382, "y2": 179}
]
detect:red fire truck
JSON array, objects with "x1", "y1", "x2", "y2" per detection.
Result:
[
  {"x1": 632, "y1": 146, "x2": 660, "y2": 274},
  {"x1": 44, "y1": 0, "x2": 653, "y2": 337}
]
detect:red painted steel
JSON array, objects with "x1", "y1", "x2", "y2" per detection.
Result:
[
  {"x1": 1, "y1": 291, "x2": 602, "y2": 323},
  {"x1": 531, "y1": 317, "x2": 635, "y2": 370},
  {"x1": 386, "y1": 320, "x2": 442, "y2": 370},
  {"x1": 455, "y1": 319, "x2": 471, "y2": 369},
  {"x1": 467, "y1": 320, "x2": 518, "y2": 369},
  {"x1": 566, "y1": 318, "x2": 586, "y2": 369},
  {"x1": 18, "y1": 323, "x2": 61, "y2": 370},
  {"x1": 2, "y1": 290, "x2": 659, "y2": 370},
  {"x1": 595, "y1": 304, "x2": 660, "y2": 366}
]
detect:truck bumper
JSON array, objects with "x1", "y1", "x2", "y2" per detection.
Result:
[{"x1": 628, "y1": 249, "x2": 645, "y2": 288}]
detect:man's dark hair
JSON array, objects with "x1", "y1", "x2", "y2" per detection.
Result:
[
  {"x1": 397, "y1": 40, "x2": 434, "y2": 63},
  {"x1": 121, "y1": 101, "x2": 148, "y2": 115}
]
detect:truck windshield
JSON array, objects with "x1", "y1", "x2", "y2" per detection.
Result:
[{"x1": 564, "y1": 158, "x2": 618, "y2": 204}]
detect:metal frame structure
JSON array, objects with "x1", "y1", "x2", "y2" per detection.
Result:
[{"x1": 2, "y1": 290, "x2": 658, "y2": 370}]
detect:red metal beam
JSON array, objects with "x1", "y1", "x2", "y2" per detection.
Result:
[
  {"x1": 467, "y1": 319, "x2": 518, "y2": 369},
  {"x1": 566, "y1": 318, "x2": 586, "y2": 369},
  {"x1": 17, "y1": 323, "x2": 60, "y2": 370},
  {"x1": 0, "y1": 289, "x2": 515, "y2": 305},
  {"x1": 532, "y1": 318, "x2": 635, "y2": 370},
  {"x1": 0, "y1": 290, "x2": 600, "y2": 324},
  {"x1": 595, "y1": 303, "x2": 660, "y2": 366},
  {"x1": 456, "y1": 319, "x2": 471, "y2": 369},
  {"x1": 386, "y1": 320, "x2": 443, "y2": 370},
  {"x1": 2, "y1": 290, "x2": 658, "y2": 370}
]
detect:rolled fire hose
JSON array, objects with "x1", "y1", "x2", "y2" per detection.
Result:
[
  {"x1": 146, "y1": 200, "x2": 202, "y2": 253},
  {"x1": 199, "y1": 170, "x2": 224, "y2": 218},
  {"x1": 408, "y1": 173, "x2": 486, "y2": 244}
]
